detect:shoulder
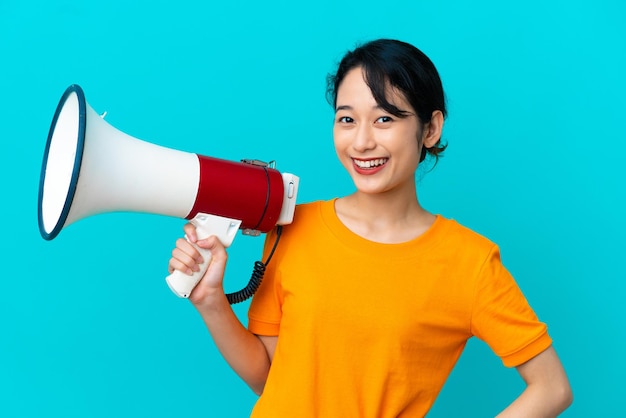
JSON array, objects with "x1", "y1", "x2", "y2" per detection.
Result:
[
  {"x1": 293, "y1": 200, "x2": 324, "y2": 215},
  {"x1": 435, "y1": 216, "x2": 499, "y2": 258},
  {"x1": 275, "y1": 200, "x2": 329, "y2": 238},
  {"x1": 288, "y1": 200, "x2": 330, "y2": 227}
]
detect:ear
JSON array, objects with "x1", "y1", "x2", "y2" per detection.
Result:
[{"x1": 422, "y1": 110, "x2": 444, "y2": 149}]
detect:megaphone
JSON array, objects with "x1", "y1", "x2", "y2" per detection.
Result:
[{"x1": 38, "y1": 84, "x2": 299, "y2": 301}]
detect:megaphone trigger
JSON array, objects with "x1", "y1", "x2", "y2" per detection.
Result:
[{"x1": 189, "y1": 212, "x2": 241, "y2": 245}]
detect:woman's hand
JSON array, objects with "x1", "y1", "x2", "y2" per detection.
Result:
[{"x1": 167, "y1": 222, "x2": 229, "y2": 307}]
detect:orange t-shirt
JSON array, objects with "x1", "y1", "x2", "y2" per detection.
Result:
[{"x1": 248, "y1": 200, "x2": 552, "y2": 417}]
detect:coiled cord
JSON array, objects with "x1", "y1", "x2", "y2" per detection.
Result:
[{"x1": 226, "y1": 225, "x2": 283, "y2": 305}]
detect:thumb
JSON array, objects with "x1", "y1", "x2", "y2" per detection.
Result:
[{"x1": 197, "y1": 235, "x2": 227, "y2": 263}]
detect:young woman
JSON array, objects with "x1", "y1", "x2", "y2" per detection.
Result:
[{"x1": 168, "y1": 39, "x2": 573, "y2": 417}]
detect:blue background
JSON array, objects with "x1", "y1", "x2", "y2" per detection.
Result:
[{"x1": 1, "y1": 0, "x2": 624, "y2": 416}]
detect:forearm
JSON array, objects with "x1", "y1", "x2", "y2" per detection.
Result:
[
  {"x1": 497, "y1": 347, "x2": 573, "y2": 417},
  {"x1": 496, "y1": 383, "x2": 573, "y2": 417},
  {"x1": 195, "y1": 289, "x2": 271, "y2": 395}
]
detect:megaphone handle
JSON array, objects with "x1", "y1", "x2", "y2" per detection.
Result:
[
  {"x1": 165, "y1": 244, "x2": 213, "y2": 298},
  {"x1": 165, "y1": 213, "x2": 241, "y2": 298}
]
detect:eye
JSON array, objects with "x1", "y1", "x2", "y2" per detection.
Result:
[
  {"x1": 375, "y1": 116, "x2": 393, "y2": 123},
  {"x1": 337, "y1": 116, "x2": 354, "y2": 123}
]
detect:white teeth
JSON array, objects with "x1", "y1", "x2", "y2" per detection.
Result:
[{"x1": 354, "y1": 158, "x2": 388, "y2": 168}]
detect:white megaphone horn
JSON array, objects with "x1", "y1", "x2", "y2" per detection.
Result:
[{"x1": 38, "y1": 84, "x2": 299, "y2": 302}]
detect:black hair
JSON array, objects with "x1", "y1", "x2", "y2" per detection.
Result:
[{"x1": 326, "y1": 39, "x2": 447, "y2": 162}]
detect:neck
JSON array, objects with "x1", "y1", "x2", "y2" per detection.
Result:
[{"x1": 335, "y1": 187, "x2": 435, "y2": 244}]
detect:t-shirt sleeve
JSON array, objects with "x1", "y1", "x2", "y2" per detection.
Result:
[
  {"x1": 470, "y1": 245, "x2": 553, "y2": 367},
  {"x1": 248, "y1": 227, "x2": 283, "y2": 336}
]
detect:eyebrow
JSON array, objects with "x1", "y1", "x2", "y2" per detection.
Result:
[{"x1": 335, "y1": 104, "x2": 385, "y2": 113}]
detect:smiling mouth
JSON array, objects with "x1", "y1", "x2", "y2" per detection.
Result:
[{"x1": 353, "y1": 158, "x2": 389, "y2": 169}]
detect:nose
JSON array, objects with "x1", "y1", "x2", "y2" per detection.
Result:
[{"x1": 353, "y1": 123, "x2": 375, "y2": 152}]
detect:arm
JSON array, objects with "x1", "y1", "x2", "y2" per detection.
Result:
[
  {"x1": 497, "y1": 346, "x2": 573, "y2": 417},
  {"x1": 168, "y1": 224, "x2": 275, "y2": 395}
]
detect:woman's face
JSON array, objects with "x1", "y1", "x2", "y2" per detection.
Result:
[{"x1": 333, "y1": 67, "x2": 423, "y2": 196}]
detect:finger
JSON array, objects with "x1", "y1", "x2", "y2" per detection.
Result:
[
  {"x1": 198, "y1": 236, "x2": 228, "y2": 264},
  {"x1": 168, "y1": 257, "x2": 196, "y2": 276},
  {"x1": 171, "y1": 246, "x2": 202, "y2": 273},
  {"x1": 183, "y1": 223, "x2": 198, "y2": 243},
  {"x1": 176, "y1": 238, "x2": 204, "y2": 261}
]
